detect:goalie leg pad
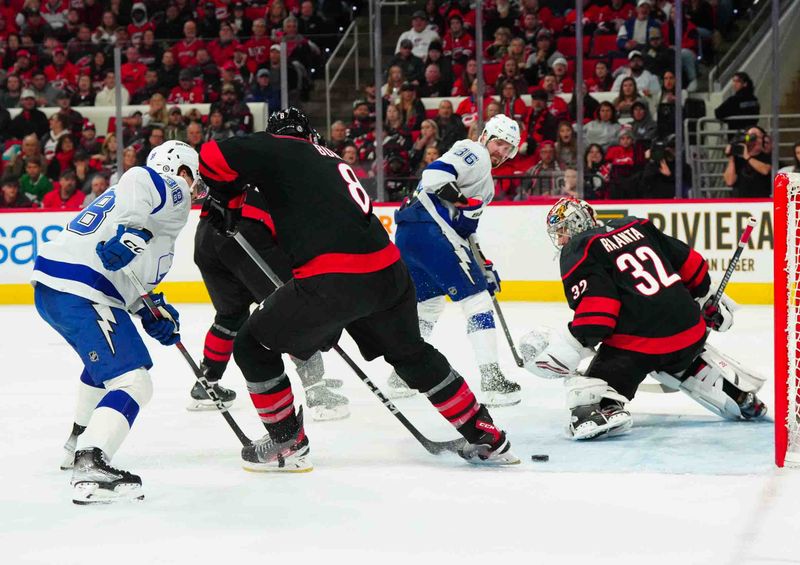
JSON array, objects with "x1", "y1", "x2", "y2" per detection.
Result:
[{"x1": 700, "y1": 343, "x2": 766, "y2": 393}]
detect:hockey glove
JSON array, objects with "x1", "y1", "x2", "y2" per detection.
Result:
[
  {"x1": 204, "y1": 190, "x2": 245, "y2": 237},
  {"x1": 697, "y1": 290, "x2": 736, "y2": 332},
  {"x1": 96, "y1": 225, "x2": 153, "y2": 271},
  {"x1": 483, "y1": 258, "x2": 501, "y2": 296},
  {"x1": 530, "y1": 328, "x2": 594, "y2": 380},
  {"x1": 433, "y1": 181, "x2": 468, "y2": 205},
  {"x1": 136, "y1": 293, "x2": 180, "y2": 346}
]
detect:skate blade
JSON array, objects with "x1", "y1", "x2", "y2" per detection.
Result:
[
  {"x1": 481, "y1": 390, "x2": 521, "y2": 407},
  {"x1": 308, "y1": 404, "x2": 350, "y2": 422},
  {"x1": 60, "y1": 451, "x2": 75, "y2": 471},
  {"x1": 463, "y1": 451, "x2": 521, "y2": 466},
  {"x1": 72, "y1": 482, "x2": 144, "y2": 505},
  {"x1": 570, "y1": 414, "x2": 633, "y2": 441},
  {"x1": 186, "y1": 398, "x2": 235, "y2": 412},
  {"x1": 241, "y1": 456, "x2": 314, "y2": 473}
]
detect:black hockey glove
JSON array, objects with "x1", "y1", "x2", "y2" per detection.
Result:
[
  {"x1": 204, "y1": 190, "x2": 245, "y2": 237},
  {"x1": 434, "y1": 182, "x2": 468, "y2": 205}
]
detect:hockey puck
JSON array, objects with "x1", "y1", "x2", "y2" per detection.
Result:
[{"x1": 530, "y1": 454, "x2": 550, "y2": 462}]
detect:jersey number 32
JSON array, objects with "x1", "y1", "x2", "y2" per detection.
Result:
[{"x1": 615, "y1": 246, "x2": 681, "y2": 296}]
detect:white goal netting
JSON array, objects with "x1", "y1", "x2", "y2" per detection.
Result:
[{"x1": 778, "y1": 172, "x2": 800, "y2": 467}]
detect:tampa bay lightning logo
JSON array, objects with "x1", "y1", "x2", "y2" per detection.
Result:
[{"x1": 150, "y1": 253, "x2": 174, "y2": 285}]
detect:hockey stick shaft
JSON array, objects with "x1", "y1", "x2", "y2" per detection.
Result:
[
  {"x1": 711, "y1": 216, "x2": 757, "y2": 307},
  {"x1": 121, "y1": 266, "x2": 252, "y2": 447},
  {"x1": 467, "y1": 236, "x2": 524, "y2": 367},
  {"x1": 231, "y1": 231, "x2": 465, "y2": 455}
]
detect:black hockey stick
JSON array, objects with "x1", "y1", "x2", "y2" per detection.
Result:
[
  {"x1": 467, "y1": 236, "x2": 524, "y2": 367},
  {"x1": 231, "y1": 231, "x2": 466, "y2": 456},
  {"x1": 122, "y1": 266, "x2": 253, "y2": 447}
]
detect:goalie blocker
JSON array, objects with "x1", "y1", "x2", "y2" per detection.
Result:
[{"x1": 520, "y1": 197, "x2": 766, "y2": 439}]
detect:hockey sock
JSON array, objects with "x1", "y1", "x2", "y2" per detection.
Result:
[
  {"x1": 74, "y1": 368, "x2": 106, "y2": 427},
  {"x1": 460, "y1": 292, "x2": 499, "y2": 367},
  {"x1": 247, "y1": 374, "x2": 299, "y2": 442},
  {"x1": 202, "y1": 323, "x2": 241, "y2": 381},
  {"x1": 423, "y1": 370, "x2": 484, "y2": 440},
  {"x1": 77, "y1": 368, "x2": 153, "y2": 459},
  {"x1": 418, "y1": 296, "x2": 446, "y2": 339},
  {"x1": 291, "y1": 351, "x2": 325, "y2": 388}
]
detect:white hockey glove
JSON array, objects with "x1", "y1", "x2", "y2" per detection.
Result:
[
  {"x1": 529, "y1": 328, "x2": 594, "y2": 379},
  {"x1": 697, "y1": 288, "x2": 737, "y2": 332}
]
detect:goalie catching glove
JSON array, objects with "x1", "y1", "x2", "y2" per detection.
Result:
[
  {"x1": 520, "y1": 327, "x2": 595, "y2": 379},
  {"x1": 696, "y1": 288, "x2": 737, "y2": 332}
]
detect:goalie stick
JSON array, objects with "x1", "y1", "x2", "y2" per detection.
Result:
[
  {"x1": 467, "y1": 235, "x2": 525, "y2": 367},
  {"x1": 122, "y1": 266, "x2": 253, "y2": 447},
  {"x1": 231, "y1": 231, "x2": 467, "y2": 456}
]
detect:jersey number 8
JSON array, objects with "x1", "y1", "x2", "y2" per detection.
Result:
[
  {"x1": 616, "y1": 246, "x2": 681, "y2": 296},
  {"x1": 338, "y1": 163, "x2": 371, "y2": 215},
  {"x1": 67, "y1": 192, "x2": 116, "y2": 236}
]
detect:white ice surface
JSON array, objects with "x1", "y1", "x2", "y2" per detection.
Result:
[{"x1": 1, "y1": 302, "x2": 799, "y2": 565}]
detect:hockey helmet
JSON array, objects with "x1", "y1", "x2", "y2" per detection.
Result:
[
  {"x1": 148, "y1": 140, "x2": 205, "y2": 197},
  {"x1": 479, "y1": 114, "x2": 520, "y2": 165},
  {"x1": 546, "y1": 197, "x2": 598, "y2": 249},
  {"x1": 267, "y1": 106, "x2": 321, "y2": 143}
]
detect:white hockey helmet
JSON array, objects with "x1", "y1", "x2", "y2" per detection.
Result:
[
  {"x1": 148, "y1": 140, "x2": 205, "y2": 197},
  {"x1": 479, "y1": 114, "x2": 520, "y2": 164},
  {"x1": 546, "y1": 197, "x2": 598, "y2": 249}
]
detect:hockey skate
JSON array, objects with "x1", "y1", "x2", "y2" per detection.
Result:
[
  {"x1": 71, "y1": 448, "x2": 144, "y2": 505},
  {"x1": 60, "y1": 423, "x2": 86, "y2": 470},
  {"x1": 480, "y1": 363, "x2": 521, "y2": 407},
  {"x1": 305, "y1": 381, "x2": 350, "y2": 421},
  {"x1": 386, "y1": 370, "x2": 417, "y2": 399},
  {"x1": 568, "y1": 401, "x2": 633, "y2": 440},
  {"x1": 458, "y1": 420, "x2": 520, "y2": 465},
  {"x1": 241, "y1": 408, "x2": 313, "y2": 473},
  {"x1": 186, "y1": 370, "x2": 237, "y2": 411},
  {"x1": 737, "y1": 391, "x2": 768, "y2": 420}
]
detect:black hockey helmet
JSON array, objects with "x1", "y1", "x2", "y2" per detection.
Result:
[{"x1": 267, "y1": 106, "x2": 321, "y2": 143}]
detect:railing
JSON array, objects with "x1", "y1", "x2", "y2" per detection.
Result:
[
  {"x1": 325, "y1": 20, "x2": 360, "y2": 137},
  {"x1": 683, "y1": 113, "x2": 800, "y2": 197}
]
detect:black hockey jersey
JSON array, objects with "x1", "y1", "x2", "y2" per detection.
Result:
[
  {"x1": 560, "y1": 216, "x2": 710, "y2": 355},
  {"x1": 199, "y1": 133, "x2": 398, "y2": 278}
]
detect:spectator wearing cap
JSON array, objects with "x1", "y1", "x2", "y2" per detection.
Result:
[
  {"x1": 42, "y1": 169, "x2": 81, "y2": 208},
  {"x1": 229, "y1": 2, "x2": 250, "y2": 39},
  {"x1": 81, "y1": 172, "x2": 109, "y2": 208},
  {"x1": 442, "y1": 13, "x2": 474, "y2": 67},
  {"x1": 643, "y1": 25, "x2": 698, "y2": 92},
  {"x1": 158, "y1": 50, "x2": 180, "y2": 93},
  {"x1": 9, "y1": 48, "x2": 36, "y2": 85},
  {"x1": 29, "y1": 72, "x2": 60, "y2": 107},
  {"x1": 397, "y1": 82, "x2": 426, "y2": 131},
  {"x1": 19, "y1": 155, "x2": 52, "y2": 203},
  {"x1": 246, "y1": 68, "x2": 280, "y2": 110},
  {"x1": 347, "y1": 100, "x2": 374, "y2": 143},
  {"x1": 211, "y1": 83, "x2": 252, "y2": 135},
  {"x1": 164, "y1": 107, "x2": 187, "y2": 142},
  {"x1": 432, "y1": 99, "x2": 464, "y2": 154},
  {"x1": 0, "y1": 177, "x2": 34, "y2": 209},
  {"x1": 55, "y1": 92, "x2": 84, "y2": 135},
  {"x1": 550, "y1": 57, "x2": 574, "y2": 94},
  {"x1": 388, "y1": 38, "x2": 425, "y2": 85},
  {"x1": 121, "y1": 46, "x2": 148, "y2": 95},
  {"x1": 172, "y1": 20, "x2": 206, "y2": 69},
  {"x1": 418, "y1": 64, "x2": 448, "y2": 98},
  {"x1": 395, "y1": 10, "x2": 440, "y2": 60},
  {"x1": 79, "y1": 121, "x2": 101, "y2": 155},
  {"x1": 522, "y1": 141, "x2": 562, "y2": 198},
  {"x1": 267, "y1": 44, "x2": 301, "y2": 95},
  {"x1": 8, "y1": 89, "x2": 48, "y2": 139},
  {"x1": 131, "y1": 69, "x2": 164, "y2": 105},
  {"x1": 524, "y1": 29, "x2": 565, "y2": 87},
  {"x1": 244, "y1": 19, "x2": 272, "y2": 71},
  {"x1": 71, "y1": 75, "x2": 96, "y2": 107},
  {"x1": 44, "y1": 47, "x2": 78, "y2": 92},
  {"x1": 524, "y1": 89, "x2": 559, "y2": 156},
  {"x1": 606, "y1": 126, "x2": 640, "y2": 198},
  {"x1": 95, "y1": 70, "x2": 130, "y2": 106},
  {"x1": 168, "y1": 69, "x2": 205, "y2": 104},
  {"x1": 617, "y1": 0, "x2": 660, "y2": 54},
  {"x1": 583, "y1": 101, "x2": 622, "y2": 151},
  {"x1": 611, "y1": 50, "x2": 661, "y2": 107},
  {"x1": 0, "y1": 74, "x2": 22, "y2": 109},
  {"x1": 423, "y1": 41, "x2": 454, "y2": 92},
  {"x1": 328, "y1": 121, "x2": 349, "y2": 156},
  {"x1": 203, "y1": 109, "x2": 235, "y2": 143}
]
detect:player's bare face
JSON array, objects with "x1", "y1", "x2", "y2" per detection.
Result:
[{"x1": 487, "y1": 139, "x2": 514, "y2": 167}]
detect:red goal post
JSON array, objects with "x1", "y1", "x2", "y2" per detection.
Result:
[{"x1": 774, "y1": 172, "x2": 800, "y2": 468}]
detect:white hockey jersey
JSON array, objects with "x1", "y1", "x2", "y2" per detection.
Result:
[{"x1": 31, "y1": 166, "x2": 191, "y2": 310}]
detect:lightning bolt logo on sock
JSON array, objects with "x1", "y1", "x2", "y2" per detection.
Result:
[{"x1": 92, "y1": 304, "x2": 118, "y2": 355}]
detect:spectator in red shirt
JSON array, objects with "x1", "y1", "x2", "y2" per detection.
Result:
[
  {"x1": 550, "y1": 57, "x2": 574, "y2": 94},
  {"x1": 207, "y1": 22, "x2": 240, "y2": 67},
  {"x1": 450, "y1": 57, "x2": 477, "y2": 96},
  {"x1": 10, "y1": 49, "x2": 36, "y2": 86},
  {"x1": 42, "y1": 170, "x2": 83, "y2": 209},
  {"x1": 171, "y1": 20, "x2": 205, "y2": 68},
  {"x1": 498, "y1": 80, "x2": 528, "y2": 125},
  {"x1": 605, "y1": 126, "x2": 638, "y2": 198},
  {"x1": 442, "y1": 13, "x2": 474, "y2": 67},
  {"x1": 168, "y1": 69, "x2": 205, "y2": 104},
  {"x1": 244, "y1": 18, "x2": 272, "y2": 72},
  {"x1": 600, "y1": 0, "x2": 636, "y2": 33},
  {"x1": 540, "y1": 74, "x2": 570, "y2": 121},
  {"x1": 121, "y1": 46, "x2": 148, "y2": 95},
  {"x1": 127, "y1": 3, "x2": 155, "y2": 46}
]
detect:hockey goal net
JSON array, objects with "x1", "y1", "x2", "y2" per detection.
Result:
[{"x1": 775, "y1": 172, "x2": 800, "y2": 467}]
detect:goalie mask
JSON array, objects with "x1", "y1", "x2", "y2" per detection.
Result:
[
  {"x1": 479, "y1": 114, "x2": 520, "y2": 166},
  {"x1": 546, "y1": 197, "x2": 598, "y2": 249}
]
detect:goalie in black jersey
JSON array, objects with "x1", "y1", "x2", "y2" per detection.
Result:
[{"x1": 520, "y1": 197, "x2": 767, "y2": 440}]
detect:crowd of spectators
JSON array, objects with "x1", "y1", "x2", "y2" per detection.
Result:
[
  {"x1": 0, "y1": 0, "x2": 360, "y2": 209},
  {"x1": 327, "y1": 0, "x2": 761, "y2": 201}
]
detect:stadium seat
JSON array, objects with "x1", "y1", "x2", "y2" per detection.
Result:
[
  {"x1": 611, "y1": 58, "x2": 628, "y2": 73},
  {"x1": 590, "y1": 34, "x2": 618, "y2": 58},
  {"x1": 557, "y1": 36, "x2": 590, "y2": 58},
  {"x1": 425, "y1": 109, "x2": 438, "y2": 119},
  {"x1": 483, "y1": 62, "x2": 502, "y2": 86}
]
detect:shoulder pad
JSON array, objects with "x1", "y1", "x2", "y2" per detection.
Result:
[{"x1": 560, "y1": 224, "x2": 605, "y2": 276}]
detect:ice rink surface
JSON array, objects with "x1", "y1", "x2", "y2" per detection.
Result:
[{"x1": 2, "y1": 301, "x2": 799, "y2": 565}]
